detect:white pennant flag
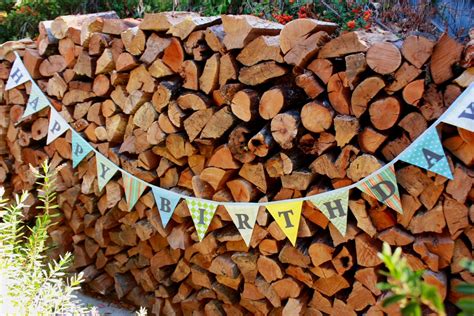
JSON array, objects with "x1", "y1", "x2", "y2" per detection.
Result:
[
  {"x1": 225, "y1": 203, "x2": 259, "y2": 247},
  {"x1": 5, "y1": 52, "x2": 31, "y2": 90},
  {"x1": 442, "y1": 83, "x2": 474, "y2": 132},
  {"x1": 47, "y1": 108, "x2": 69, "y2": 144},
  {"x1": 22, "y1": 81, "x2": 51, "y2": 118}
]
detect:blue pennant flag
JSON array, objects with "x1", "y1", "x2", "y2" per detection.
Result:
[
  {"x1": 71, "y1": 131, "x2": 94, "y2": 168},
  {"x1": 152, "y1": 186, "x2": 181, "y2": 227},
  {"x1": 399, "y1": 127, "x2": 453, "y2": 179}
]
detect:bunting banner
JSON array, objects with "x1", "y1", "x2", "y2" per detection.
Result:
[
  {"x1": 266, "y1": 201, "x2": 303, "y2": 246},
  {"x1": 46, "y1": 108, "x2": 69, "y2": 145},
  {"x1": 152, "y1": 186, "x2": 181, "y2": 228},
  {"x1": 399, "y1": 127, "x2": 453, "y2": 179},
  {"x1": 441, "y1": 83, "x2": 474, "y2": 132},
  {"x1": 186, "y1": 198, "x2": 219, "y2": 241},
  {"x1": 225, "y1": 203, "x2": 259, "y2": 247},
  {"x1": 7, "y1": 52, "x2": 474, "y2": 245},
  {"x1": 357, "y1": 165, "x2": 403, "y2": 214},
  {"x1": 5, "y1": 52, "x2": 31, "y2": 90},
  {"x1": 95, "y1": 153, "x2": 119, "y2": 191},
  {"x1": 122, "y1": 173, "x2": 148, "y2": 211},
  {"x1": 71, "y1": 131, "x2": 94, "y2": 168},
  {"x1": 309, "y1": 190, "x2": 349, "y2": 236},
  {"x1": 22, "y1": 82, "x2": 51, "y2": 118}
]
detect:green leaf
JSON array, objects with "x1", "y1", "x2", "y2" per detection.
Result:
[
  {"x1": 401, "y1": 302, "x2": 422, "y2": 316},
  {"x1": 456, "y1": 283, "x2": 474, "y2": 295},
  {"x1": 382, "y1": 294, "x2": 406, "y2": 307},
  {"x1": 377, "y1": 282, "x2": 396, "y2": 291},
  {"x1": 457, "y1": 298, "x2": 474, "y2": 313}
]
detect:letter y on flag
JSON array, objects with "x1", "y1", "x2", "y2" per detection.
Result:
[
  {"x1": 95, "y1": 153, "x2": 119, "y2": 191},
  {"x1": 225, "y1": 203, "x2": 259, "y2": 247}
]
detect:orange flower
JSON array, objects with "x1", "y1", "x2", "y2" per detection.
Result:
[
  {"x1": 363, "y1": 10, "x2": 372, "y2": 21},
  {"x1": 347, "y1": 20, "x2": 356, "y2": 29}
]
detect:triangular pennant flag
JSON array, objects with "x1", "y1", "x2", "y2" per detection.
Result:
[
  {"x1": 225, "y1": 203, "x2": 259, "y2": 247},
  {"x1": 442, "y1": 83, "x2": 474, "y2": 132},
  {"x1": 186, "y1": 198, "x2": 219, "y2": 241},
  {"x1": 95, "y1": 153, "x2": 119, "y2": 191},
  {"x1": 309, "y1": 190, "x2": 349, "y2": 236},
  {"x1": 5, "y1": 53, "x2": 31, "y2": 90},
  {"x1": 152, "y1": 186, "x2": 181, "y2": 228},
  {"x1": 22, "y1": 82, "x2": 50, "y2": 118},
  {"x1": 46, "y1": 108, "x2": 69, "y2": 145},
  {"x1": 71, "y1": 131, "x2": 94, "y2": 168},
  {"x1": 266, "y1": 201, "x2": 303, "y2": 246},
  {"x1": 357, "y1": 165, "x2": 403, "y2": 214},
  {"x1": 399, "y1": 127, "x2": 453, "y2": 179},
  {"x1": 122, "y1": 173, "x2": 148, "y2": 211}
]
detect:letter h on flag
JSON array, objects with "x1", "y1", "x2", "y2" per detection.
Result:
[{"x1": 5, "y1": 52, "x2": 31, "y2": 90}]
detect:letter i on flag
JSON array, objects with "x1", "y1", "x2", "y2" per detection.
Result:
[
  {"x1": 309, "y1": 190, "x2": 349, "y2": 236},
  {"x1": 122, "y1": 173, "x2": 148, "y2": 211},
  {"x1": 47, "y1": 108, "x2": 69, "y2": 145},
  {"x1": 186, "y1": 198, "x2": 219, "y2": 241},
  {"x1": 152, "y1": 186, "x2": 181, "y2": 228},
  {"x1": 266, "y1": 201, "x2": 303, "y2": 246},
  {"x1": 71, "y1": 131, "x2": 94, "y2": 168},
  {"x1": 442, "y1": 83, "x2": 474, "y2": 132},
  {"x1": 5, "y1": 52, "x2": 31, "y2": 90},
  {"x1": 225, "y1": 203, "x2": 259, "y2": 247},
  {"x1": 357, "y1": 165, "x2": 403, "y2": 214},
  {"x1": 95, "y1": 153, "x2": 119, "y2": 191},
  {"x1": 399, "y1": 127, "x2": 453, "y2": 179},
  {"x1": 22, "y1": 82, "x2": 51, "y2": 118}
]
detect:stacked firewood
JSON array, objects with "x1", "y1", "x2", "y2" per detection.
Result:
[{"x1": 0, "y1": 11, "x2": 473, "y2": 315}]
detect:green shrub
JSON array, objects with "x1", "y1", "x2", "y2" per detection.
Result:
[
  {"x1": 456, "y1": 259, "x2": 474, "y2": 316},
  {"x1": 0, "y1": 161, "x2": 94, "y2": 315},
  {"x1": 377, "y1": 242, "x2": 446, "y2": 316}
]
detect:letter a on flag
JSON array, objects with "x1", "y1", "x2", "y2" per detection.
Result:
[
  {"x1": 309, "y1": 190, "x2": 349, "y2": 236},
  {"x1": 357, "y1": 165, "x2": 403, "y2": 214},
  {"x1": 122, "y1": 173, "x2": 148, "y2": 211},
  {"x1": 399, "y1": 127, "x2": 452, "y2": 179},
  {"x1": 442, "y1": 83, "x2": 474, "y2": 132},
  {"x1": 71, "y1": 131, "x2": 94, "y2": 168},
  {"x1": 266, "y1": 201, "x2": 303, "y2": 246},
  {"x1": 225, "y1": 203, "x2": 259, "y2": 247},
  {"x1": 47, "y1": 108, "x2": 69, "y2": 145},
  {"x1": 152, "y1": 186, "x2": 181, "y2": 228},
  {"x1": 5, "y1": 52, "x2": 31, "y2": 90},
  {"x1": 186, "y1": 198, "x2": 219, "y2": 241},
  {"x1": 95, "y1": 153, "x2": 119, "y2": 191},
  {"x1": 22, "y1": 82, "x2": 51, "y2": 118}
]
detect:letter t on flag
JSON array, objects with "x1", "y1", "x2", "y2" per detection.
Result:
[
  {"x1": 357, "y1": 165, "x2": 403, "y2": 214},
  {"x1": 186, "y1": 198, "x2": 219, "y2": 241},
  {"x1": 266, "y1": 201, "x2": 303, "y2": 246},
  {"x1": 5, "y1": 52, "x2": 31, "y2": 90},
  {"x1": 152, "y1": 186, "x2": 181, "y2": 228},
  {"x1": 225, "y1": 203, "x2": 259, "y2": 247},
  {"x1": 309, "y1": 190, "x2": 349, "y2": 236},
  {"x1": 71, "y1": 131, "x2": 94, "y2": 168}
]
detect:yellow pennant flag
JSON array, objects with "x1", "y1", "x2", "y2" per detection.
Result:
[{"x1": 266, "y1": 200, "x2": 303, "y2": 246}]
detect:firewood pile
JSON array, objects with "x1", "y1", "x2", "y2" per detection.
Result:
[{"x1": 0, "y1": 11, "x2": 473, "y2": 315}]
